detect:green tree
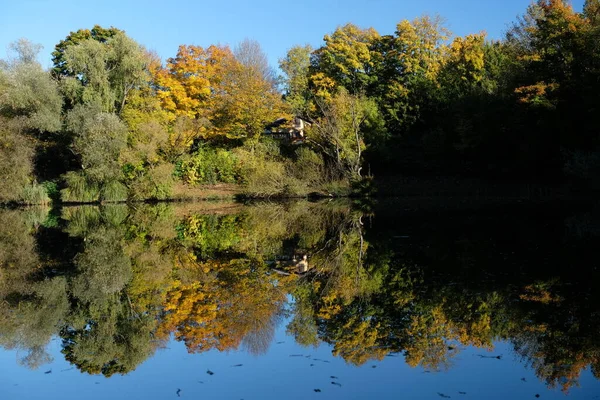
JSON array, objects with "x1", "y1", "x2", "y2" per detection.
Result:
[
  {"x1": 0, "y1": 39, "x2": 62, "y2": 133},
  {"x1": 280, "y1": 44, "x2": 313, "y2": 116},
  {"x1": 311, "y1": 89, "x2": 381, "y2": 179},
  {"x1": 62, "y1": 106, "x2": 128, "y2": 202},
  {"x1": 57, "y1": 29, "x2": 148, "y2": 114},
  {"x1": 52, "y1": 25, "x2": 122, "y2": 77}
]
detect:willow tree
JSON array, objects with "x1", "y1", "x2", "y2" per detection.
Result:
[
  {"x1": 0, "y1": 39, "x2": 62, "y2": 202},
  {"x1": 62, "y1": 106, "x2": 129, "y2": 202},
  {"x1": 58, "y1": 31, "x2": 149, "y2": 114},
  {"x1": 53, "y1": 28, "x2": 150, "y2": 201}
]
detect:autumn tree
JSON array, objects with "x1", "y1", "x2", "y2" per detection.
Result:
[
  {"x1": 310, "y1": 24, "x2": 380, "y2": 97},
  {"x1": 120, "y1": 52, "x2": 174, "y2": 200},
  {"x1": 213, "y1": 39, "x2": 289, "y2": 144},
  {"x1": 374, "y1": 15, "x2": 450, "y2": 135}
]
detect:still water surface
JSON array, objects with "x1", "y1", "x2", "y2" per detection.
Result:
[{"x1": 1, "y1": 200, "x2": 599, "y2": 399}]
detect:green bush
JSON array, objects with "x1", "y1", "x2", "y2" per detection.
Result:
[
  {"x1": 125, "y1": 163, "x2": 174, "y2": 201},
  {"x1": 21, "y1": 183, "x2": 50, "y2": 205},
  {"x1": 61, "y1": 172, "x2": 101, "y2": 203},
  {"x1": 292, "y1": 147, "x2": 325, "y2": 186},
  {"x1": 176, "y1": 147, "x2": 241, "y2": 185},
  {"x1": 42, "y1": 181, "x2": 60, "y2": 203},
  {"x1": 61, "y1": 172, "x2": 127, "y2": 203}
]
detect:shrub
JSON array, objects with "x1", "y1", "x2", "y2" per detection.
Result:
[
  {"x1": 176, "y1": 147, "x2": 241, "y2": 185},
  {"x1": 21, "y1": 183, "x2": 50, "y2": 205},
  {"x1": 61, "y1": 171, "x2": 101, "y2": 203},
  {"x1": 126, "y1": 163, "x2": 174, "y2": 201},
  {"x1": 292, "y1": 146, "x2": 325, "y2": 186}
]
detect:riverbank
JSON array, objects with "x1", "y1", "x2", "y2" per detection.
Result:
[{"x1": 1, "y1": 178, "x2": 595, "y2": 208}]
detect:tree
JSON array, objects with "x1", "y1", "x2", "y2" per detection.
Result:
[
  {"x1": 52, "y1": 25, "x2": 122, "y2": 77},
  {"x1": 375, "y1": 15, "x2": 450, "y2": 135},
  {"x1": 0, "y1": 120, "x2": 35, "y2": 202},
  {"x1": 154, "y1": 44, "x2": 234, "y2": 121},
  {"x1": 442, "y1": 33, "x2": 486, "y2": 93},
  {"x1": 280, "y1": 45, "x2": 314, "y2": 116},
  {"x1": 58, "y1": 29, "x2": 148, "y2": 114},
  {"x1": 152, "y1": 44, "x2": 238, "y2": 151},
  {"x1": 62, "y1": 106, "x2": 128, "y2": 201},
  {"x1": 212, "y1": 47, "x2": 289, "y2": 143},
  {"x1": 310, "y1": 89, "x2": 379, "y2": 179},
  {"x1": 0, "y1": 40, "x2": 62, "y2": 202},
  {"x1": 0, "y1": 39, "x2": 62, "y2": 133},
  {"x1": 234, "y1": 38, "x2": 276, "y2": 84},
  {"x1": 310, "y1": 24, "x2": 380, "y2": 96}
]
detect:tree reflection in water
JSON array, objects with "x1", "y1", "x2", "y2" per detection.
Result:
[{"x1": 0, "y1": 200, "x2": 598, "y2": 392}]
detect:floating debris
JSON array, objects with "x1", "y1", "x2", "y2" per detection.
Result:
[
  {"x1": 289, "y1": 354, "x2": 303, "y2": 357},
  {"x1": 60, "y1": 367, "x2": 74, "y2": 372},
  {"x1": 477, "y1": 354, "x2": 502, "y2": 360},
  {"x1": 438, "y1": 393, "x2": 451, "y2": 399},
  {"x1": 458, "y1": 392, "x2": 467, "y2": 395},
  {"x1": 206, "y1": 370, "x2": 214, "y2": 375},
  {"x1": 176, "y1": 388, "x2": 181, "y2": 397},
  {"x1": 331, "y1": 382, "x2": 342, "y2": 387},
  {"x1": 330, "y1": 376, "x2": 338, "y2": 379},
  {"x1": 44, "y1": 370, "x2": 52, "y2": 374},
  {"x1": 314, "y1": 389, "x2": 321, "y2": 393},
  {"x1": 371, "y1": 365, "x2": 377, "y2": 369},
  {"x1": 231, "y1": 364, "x2": 243, "y2": 367},
  {"x1": 521, "y1": 378, "x2": 527, "y2": 382},
  {"x1": 276, "y1": 341, "x2": 285, "y2": 344}
]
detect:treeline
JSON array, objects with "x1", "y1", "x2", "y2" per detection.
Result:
[
  {"x1": 283, "y1": 0, "x2": 600, "y2": 184},
  {"x1": 1, "y1": 0, "x2": 599, "y2": 204}
]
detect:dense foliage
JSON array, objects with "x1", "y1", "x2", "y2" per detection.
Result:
[{"x1": 1, "y1": 0, "x2": 599, "y2": 204}]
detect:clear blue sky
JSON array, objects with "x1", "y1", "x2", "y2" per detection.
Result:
[{"x1": 0, "y1": 0, "x2": 586, "y2": 71}]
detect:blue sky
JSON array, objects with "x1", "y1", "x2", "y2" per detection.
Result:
[{"x1": 0, "y1": 0, "x2": 586, "y2": 71}]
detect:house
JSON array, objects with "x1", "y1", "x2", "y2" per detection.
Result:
[
  {"x1": 264, "y1": 117, "x2": 312, "y2": 144},
  {"x1": 269, "y1": 254, "x2": 311, "y2": 275}
]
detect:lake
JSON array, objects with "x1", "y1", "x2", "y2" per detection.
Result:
[{"x1": 1, "y1": 199, "x2": 599, "y2": 399}]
